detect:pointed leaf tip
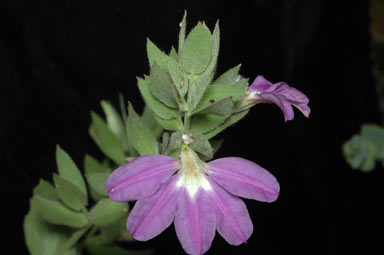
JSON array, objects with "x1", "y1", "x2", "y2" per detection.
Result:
[
  {"x1": 89, "y1": 111, "x2": 126, "y2": 165},
  {"x1": 181, "y1": 22, "x2": 212, "y2": 74},
  {"x1": 55, "y1": 146, "x2": 88, "y2": 198}
]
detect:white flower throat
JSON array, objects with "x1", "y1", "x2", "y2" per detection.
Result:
[{"x1": 176, "y1": 146, "x2": 212, "y2": 198}]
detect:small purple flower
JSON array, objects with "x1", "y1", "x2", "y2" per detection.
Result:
[
  {"x1": 106, "y1": 146, "x2": 280, "y2": 255},
  {"x1": 240, "y1": 75, "x2": 310, "y2": 121}
]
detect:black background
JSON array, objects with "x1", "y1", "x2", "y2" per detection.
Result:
[{"x1": 1, "y1": 0, "x2": 383, "y2": 254}]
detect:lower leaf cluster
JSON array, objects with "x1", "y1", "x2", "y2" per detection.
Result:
[{"x1": 24, "y1": 146, "x2": 149, "y2": 255}]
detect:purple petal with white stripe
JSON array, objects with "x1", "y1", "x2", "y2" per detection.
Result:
[
  {"x1": 106, "y1": 155, "x2": 178, "y2": 201},
  {"x1": 207, "y1": 157, "x2": 280, "y2": 203},
  {"x1": 207, "y1": 178, "x2": 253, "y2": 246},
  {"x1": 174, "y1": 188, "x2": 216, "y2": 255},
  {"x1": 126, "y1": 176, "x2": 180, "y2": 241}
]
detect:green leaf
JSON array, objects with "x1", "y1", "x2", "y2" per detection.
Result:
[
  {"x1": 154, "y1": 114, "x2": 184, "y2": 131},
  {"x1": 149, "y1": 63, "x2": 179, "y2": 108},
  {"x1": 33, "y1": 180, "x2": 58, "y2": 201},
  {"x1": 53, "y1": 175, "x2": 88, "y2": 211},
  {"x1": 127, "y1": 103, "x2": 159, "y2": 155},
  {"x1": 343, "y1": 134, "x2": 379, "y2": 172},
  {"x1": 361, "y1": 124, "x2": 384, "y2": 152},
  {"x1": 205, "y1": 110, "x2": 249, "y2": 139},
  {"x1": 211, "y1": 139, "x2": 223, "y2": 155},
  {"x1": 35, "y1": 196, "x2": 89, "y2": 228},
  {"x1": 56, "y1": 146, "x2": 88, "y2": 198},
  {"x1": 190, "y1": 114, "x2": 227, "y2": 134},
  {"x1": 198, "y1": 97, "x2": 234, "y2": 116},
  {"x1": 186, "y1": 21, "x2": 220, "y2": 110},
  {"x1": 147, "y1": 38, "x2": 168, "y2": 70},
  {"x1": 194, "y1": 84, "x2": 246, "y2": 114},
  {"x1": 88, "y1": 198, "x2": 128, "y2": 226},
  {"x1": 178, "y1": 11, "x2": 187, "y2": 63},
  {"x1": 99, "y1": 214, "x2": 129, "y2": 244},
  {"x1": 190, "y1": 131, "x2": 213, "y2": 160},
  {"x1": 137, "y1": 77, "x2": 180, "y2": 119},
  {"x1": 24, "y1": 199, "x2": 69, "y2": 255},
  {"x1": 85, "y1": 236, "x2": 152, "y2": 255},
  {"x1": 182, "y1": 22, "x2": 212, "y2": 74},
  {"x1": 233, "y1": 78, "x2": 249, "y2": 91},
  {"x1": 86, "y1": 170, "x2": 110, "y2": 197},
  {"x1": 84, "y1": 154, "x2": 108, "y2": 174},
  {"x1": 101, "y1": 100, "x2": 129, "y2": 153},
  {"x1": 119, "y1": 93, "x2": 128, "y2": 123},
  {"x1": 83, "y1": 155, "x2": 111, "y2": 201},
  {"x1": 210, "y1": 21, "x2": 220, "y2": 70},
  {"x1": 167, "y1": 56, "x2": 188, "y2": 97},
  {"x1": 213, "y1": 64, "x2": 241, "y2": 85},
  {"x1": 343, "y1": 135, "x2": 367, "y2": 169},
  {"x1": 161, "y1": 132, "x2": 170, "y2": 155},
  {"x1": 57, "y1": 226, "x2": 90, "y2": 255},
  {"x1": 169, "y1": 46, "x2": 178, "y2": 60},
  {"x1": 187, "y1": 72, "x2": 214, "y2": 111},
  {"x1": 141, "y1": 105, "x2": 164, "y2": 138},
  {"x1": 63, "y1": 247, "x2": 80, "y2": 255},
  {"x1": 89, "y1": 111, "x2": 126, "y2": 165},
  {"x1": 360, "y1": 137, "x2": 379, "y2": 172},
  {"x1": 165, "y1": 131, "x2": 183, "y2": 155}
]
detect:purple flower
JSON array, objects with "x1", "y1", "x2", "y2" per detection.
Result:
[
  {"x1": 241, "y1": 75, "x2": 310, "y2": 121},
  {"x1": 106, "y1": 146, "x2": 280, "y2": 255}
]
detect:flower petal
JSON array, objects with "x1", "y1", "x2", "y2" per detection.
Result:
[
  {"x1": 286, "y1": 89, "x2": 310, "y2": 117},
  {"x1": 106, "y1": 155, "x2": 178, "y2": 202},
  {"x1": 248, "y1": 75, "x2": 276, "y2": 93},
  {"x1": 207, "y1": 157, "x2": 280, "y2": 203},
  {"x1": 206, "y1": 178, "x2": 253, "y2": 246},
  {"x1": 275, "y1": 83, "x2": 310, "y2": 117},
  {"x1": 126, "y1": 176, "x2": 180, "y2": 241},
  {"x1": 256, "y1": 92, "x2": 294, "y2": 121},
  {"x1": 248, "y1": 77, "x2": 310, "y2": 121},
  {"x1": 174, "y1": 188, "x2": 216, "y2": 255}
]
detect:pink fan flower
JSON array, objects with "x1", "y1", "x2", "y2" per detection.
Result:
[
  {"x1": 239, "y1": 75, "x2": 310, "y2": 121},
  {"x1": 106, "y1": 146, "x2": 280, "y2": 255}
]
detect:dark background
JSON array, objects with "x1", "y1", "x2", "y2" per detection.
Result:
[{"x1": 1, "y1": 0, "x2": 383, "y2": 254}]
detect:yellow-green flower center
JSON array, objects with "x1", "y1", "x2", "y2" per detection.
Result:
[{"x1": 176, "y1": 146, "x2": 212, "y2": 198}]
